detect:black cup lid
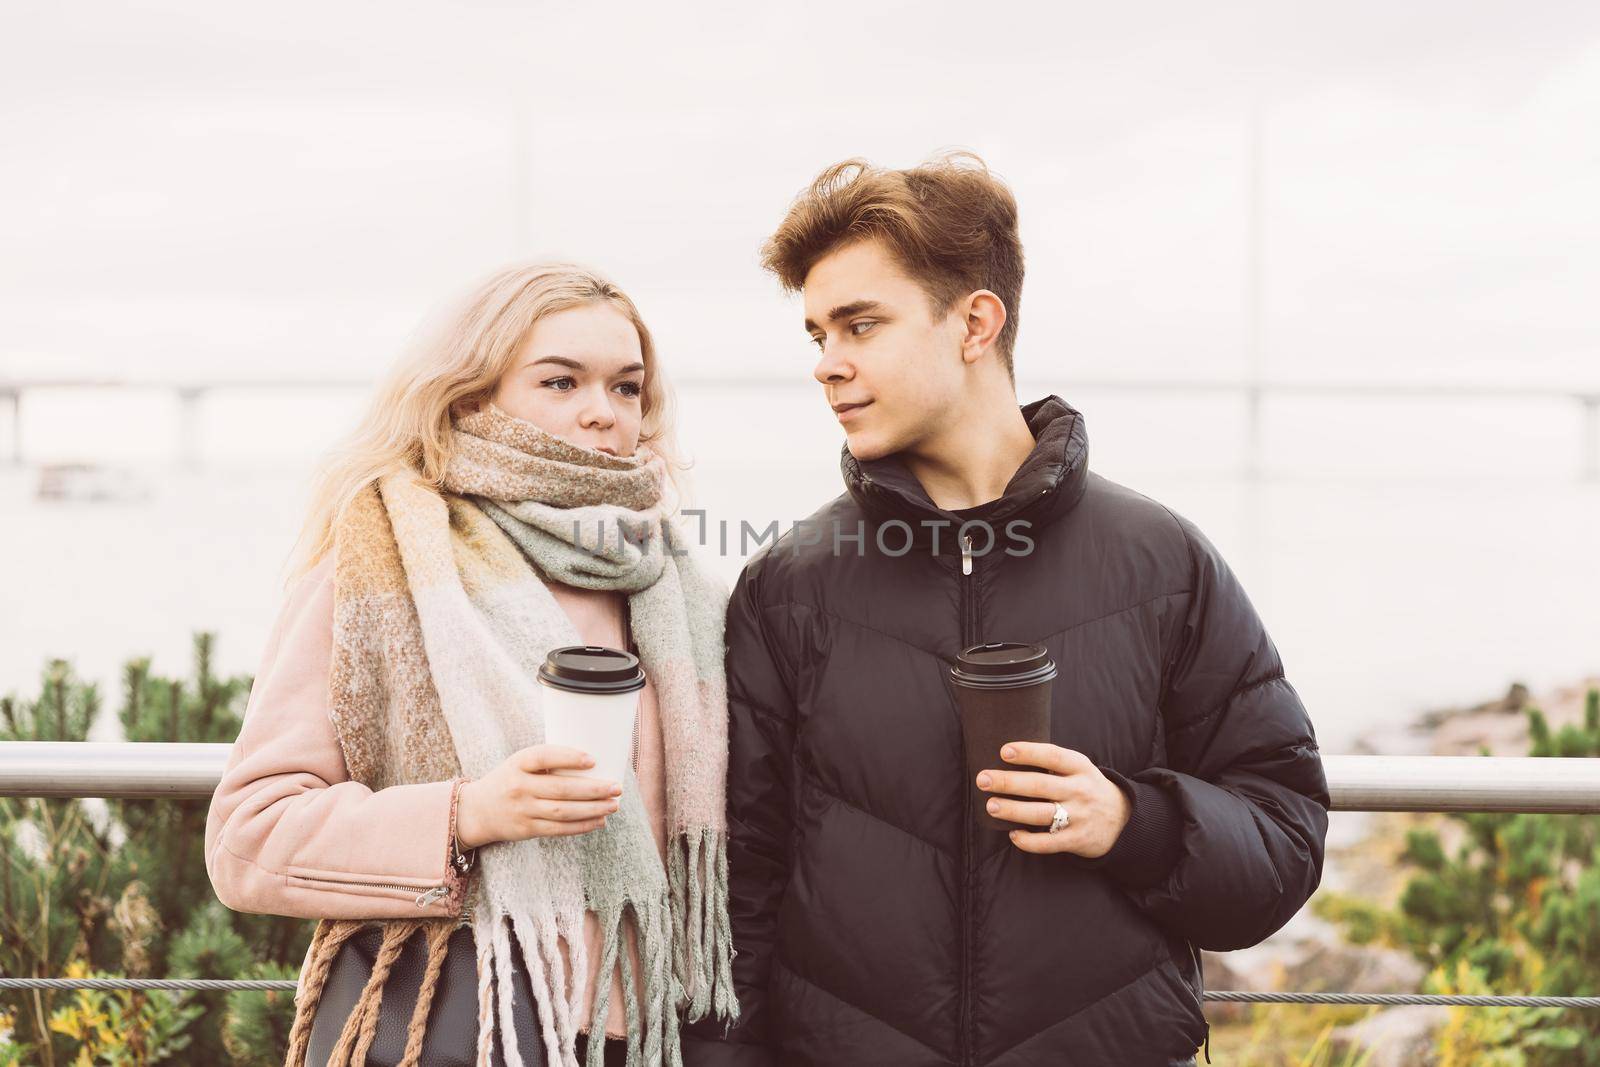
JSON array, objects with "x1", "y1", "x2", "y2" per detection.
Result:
[
  {"x1": 949, "y1": 641, "x2": 1057, "y2": 690},
  {"x1": 537, "y1": 645, "x2": 646, "y2": 694}
]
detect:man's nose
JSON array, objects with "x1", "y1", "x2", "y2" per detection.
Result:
[{"x1": 813, "y1": 342, "x2": 852, "y2": 385}]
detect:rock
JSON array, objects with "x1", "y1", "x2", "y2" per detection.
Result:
[
  {"x1": 1330, "y1": 1005, "x2": 1448, "y2": 1067},
  {"x1": 1414, "y1": 681, "x2": 1530, "y2": 730},
  {"x1": 1282, "y1": 941, "x2": 1424, "y2": 995},
  {"x1": 1198, "y1": 951, "x2": 1257, "y2": 1024},
  {"x1": 1429, "y1": 710, "x2": 1533, "y2": 756},
  {"x1": 1352, "y1": 677, "x2": 1600, "y2": 759}
]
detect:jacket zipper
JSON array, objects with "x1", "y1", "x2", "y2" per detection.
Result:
[
  {"x1": 290, "y1": 872, "x2": 450, "y2": 908},
  {"x1": 1189, "y1": 939, "x2": 1212, "y2": 1062},
  {"x1": 958, "y1": 531, "x2": 976, "y2": 1067}
]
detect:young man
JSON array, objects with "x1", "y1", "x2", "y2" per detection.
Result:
[{"x1": 682, "y1": 154, "x2": 1329, "y2": 1066}]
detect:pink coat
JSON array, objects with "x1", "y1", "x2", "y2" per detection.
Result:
[{"x1": 203, "y1": 549, "x2": 668, "y2": 1039}]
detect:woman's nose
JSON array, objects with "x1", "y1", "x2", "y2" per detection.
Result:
[{"x1": 578, "y1": 391, "x2": 617, "y2": 429}]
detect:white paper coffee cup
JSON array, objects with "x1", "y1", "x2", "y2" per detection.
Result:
[{"x1": 537, "y1": 645, "x2": 645, "y2": 791}]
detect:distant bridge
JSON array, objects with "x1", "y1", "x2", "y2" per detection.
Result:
[{"x1": 2, "y1": 374, "x2": 1597, "y2": 479}]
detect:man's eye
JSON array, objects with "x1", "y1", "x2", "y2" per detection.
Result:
[
  {"x1": 850, "y1": 321, "x2": 876, "y2": 336},
  {"x1": 809, "y1": 335, "x2": 825, "y2": 350},
  {"x1": 542, "y1": 377, "x2": 575, "y2": 391}
]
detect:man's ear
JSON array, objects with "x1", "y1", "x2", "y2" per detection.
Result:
[{"x1": 958, "y1": 290, "x2": 1007, "y2": 365}]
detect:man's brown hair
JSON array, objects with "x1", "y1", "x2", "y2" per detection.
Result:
[{"x1": 761, "y1": 151, "x2": 1025, "y2": 377}]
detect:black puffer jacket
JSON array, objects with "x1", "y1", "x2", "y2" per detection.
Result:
[{"x1": 683, "y1": 395, "x2": 1329, "y2": 1067}]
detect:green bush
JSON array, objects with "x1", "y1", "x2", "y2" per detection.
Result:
[
  {"x1": 0, "y1": 637, "x2": 313, "y2": 1066},
  {"x1": 1322, "y1": 689, "x2": 1600, "y2": 1067}
]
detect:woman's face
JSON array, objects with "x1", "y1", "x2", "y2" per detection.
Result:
[{"x1": 490, "y1": 302, "x2": 647, "y2": 456}]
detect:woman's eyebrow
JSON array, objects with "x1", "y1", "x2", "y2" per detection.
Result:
[
  {"x1": 528, "y1": 355, "x2": 585, "y2": 370},
  {"x1": 527, "y1": 355, "x2": 645, "y2": 375}
]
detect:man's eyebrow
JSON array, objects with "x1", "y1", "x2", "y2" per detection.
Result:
[
  {"x1": 802, "y1": 300, "x2": 883, "y2": 333},
  {"x1": 526, "y1": 356, "x2": 646, "y2": 375}
]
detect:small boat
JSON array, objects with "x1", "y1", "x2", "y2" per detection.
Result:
[{"x1": 35, "y1": 462, "x2": 154, "y2": 504}]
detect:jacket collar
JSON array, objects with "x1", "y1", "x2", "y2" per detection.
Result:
[{"x1": 841, "y1": 394, "x2": 1090, "y2": 547}]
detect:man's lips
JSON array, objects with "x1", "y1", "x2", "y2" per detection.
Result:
[{"x1": 832, "y1": 400, "x2": 873, "y2": 421}]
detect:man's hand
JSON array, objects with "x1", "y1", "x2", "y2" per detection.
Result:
[{"x1": 976, "y1": 742, "x2": 1131, "y2": 856}]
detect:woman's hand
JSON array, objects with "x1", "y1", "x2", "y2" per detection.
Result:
[
  {"x1": 455, "y1": 744, "x2": 623, "y2": 849},
  {"x1": 976, "y1": 742, "x2": 1131, "y2": 856}
]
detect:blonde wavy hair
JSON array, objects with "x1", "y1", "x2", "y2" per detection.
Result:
[{"x1": 284, "y1": 261, "x2": 690, "y2": 587}]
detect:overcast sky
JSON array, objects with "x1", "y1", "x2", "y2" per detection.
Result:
[
  {"x1": 3, "y1": 3, "x2": 1599, "y2": 741},
  {"x1": 3, "y1": 1, "x2": 1598, "y2": 389}
]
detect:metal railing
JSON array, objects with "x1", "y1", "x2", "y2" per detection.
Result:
[
  {"x1": 4, "y1": 374, "x2": 1599, "y2": 478},
  {"x1": 6, "y1": 743, "x2": 1600, "y2": 812},
  {"x1": 3, "y1": 742, "x2": 1599, "y2": 1010}
]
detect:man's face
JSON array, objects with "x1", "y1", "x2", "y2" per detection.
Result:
[{"x1": 802, "y1": 239, "x2": 966, "y2": 462}]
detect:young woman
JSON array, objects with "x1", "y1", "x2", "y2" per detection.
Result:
[{"x1": 203, "y1": 263, "x2": 739, "y2": 1067}]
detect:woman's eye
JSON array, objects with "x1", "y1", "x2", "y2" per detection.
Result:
[
  {"x1": 542, "y1": 377, "x2": 575, "y2": 391},
  {"x1": 850, "y1": 321, "x2": 876, "y2": 337},
  {"x1": 617, "y1": 381, "x2": 642, "y2": 399}
]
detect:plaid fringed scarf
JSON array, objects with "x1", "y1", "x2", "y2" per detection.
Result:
[{"x1": 282, "y1": 402, "x2": 738, "y2": 1067}]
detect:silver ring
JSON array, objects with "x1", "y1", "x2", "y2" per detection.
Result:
[{"x1": 1048, "y1": 802, "x2": 1070, "y2": 834}]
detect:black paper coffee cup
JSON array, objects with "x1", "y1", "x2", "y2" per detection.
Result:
[{"x1": 950, "y1": 642, "x2": 1056, "y2": 832}]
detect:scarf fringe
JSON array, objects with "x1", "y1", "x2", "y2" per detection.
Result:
[
  {"x1": 667, "y1": 827, "x2": 739, "y2": 1030},
  {"x1": 466, "y1": 896, "x2": 685, "y2": 1067},
  {"x1": 276, "y1": 838, "x2": 730, "y2": 1067},
  {"x1": 277, "y1": 836, "x2": 732, "y2": 1065},
  {"x1": 584, "y1": 904, "x2": 625, "y2": 1067},
  {"x1": 491, "y1": 915, "x2": 527, "y2": 1065},
  {"x1": 586, "y1": 896, "x2": 683, "y2": 1067}
]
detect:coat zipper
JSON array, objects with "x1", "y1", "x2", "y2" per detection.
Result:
[
  {"x1": 291, "y1": 872, "x2": 450, "y2": 908},
  {"x1": 958, "y1": 531, "x2": 976, "y2": 1067}
]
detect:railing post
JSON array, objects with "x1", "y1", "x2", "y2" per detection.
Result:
[
  {"x1": 1, "y1": 386, "x2": 19, "y2": 466},
  {"x1": 1244, "y1": 383, "x2": 1263, "y2": 480},
  {"x1": 1582, "y1": 395, "x2": 1599, "y2": 483},
  {"x1": 176, "y1": 385, "x2": 205, "y2": 471}
]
